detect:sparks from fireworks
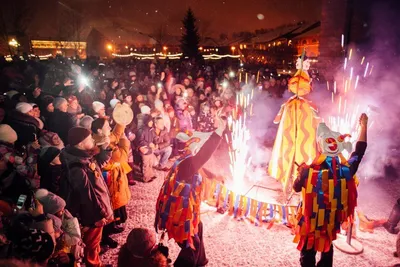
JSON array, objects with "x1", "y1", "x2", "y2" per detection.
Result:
[
  {"x1": 326, "y1": 49, "x2": 374, "y2": 159},
  {"x1": 225, "y1": 90, "x2": 254, "y2": 194}
]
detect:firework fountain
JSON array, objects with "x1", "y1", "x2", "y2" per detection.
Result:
[{"x1": 225, "y1": 88, "x2": 254, "y2": 195}]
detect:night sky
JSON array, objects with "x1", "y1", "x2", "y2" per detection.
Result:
[{"x1": 30, "y1": 0, "x2": 321, "y2": 43}]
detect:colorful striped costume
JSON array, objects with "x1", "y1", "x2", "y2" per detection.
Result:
[
  {"x1": 293, "y1": 153, "x2": 358, "y2": 252},
  {"x1": 268, "y1": 95, "x2": 319, "y2": 194},
  {"x1": 155, "y1": 155, "x2": 203, "y2": 249}
]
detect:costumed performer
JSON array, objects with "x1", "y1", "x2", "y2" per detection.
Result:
[
  {"x1": 293, "y1": 113, "x2": 368, "y2": 267},
  {"x1": 154, "y1": 116, "x2": 227, "y2": 267},
  {"x1": 268, "y1": 56, "x2": 319, "y2": 195}
]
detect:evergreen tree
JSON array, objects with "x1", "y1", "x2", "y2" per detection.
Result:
[{"x1": 180, "y1": 8, "x2": 202, "y2": 61}]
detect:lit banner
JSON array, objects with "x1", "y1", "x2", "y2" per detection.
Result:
[{"x1": 31, "y1": 40, "x2": 86, "y2": 49}]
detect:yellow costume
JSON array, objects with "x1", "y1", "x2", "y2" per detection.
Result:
[{"x1": 268, "y1": 59, "x2": 319, "y2": 195}]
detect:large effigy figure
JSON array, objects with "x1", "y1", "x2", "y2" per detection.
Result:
[{"x1": 268, "y1": 56, "x2": 319, "y2": 195}]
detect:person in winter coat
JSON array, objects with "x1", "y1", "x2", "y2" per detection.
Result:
[
  {"x1": 197, "y1": 102, "x2": 215, "y2": 132},
  {"x1": 47, "y1": 97, "x2": 75, "y2": 145},
  {"x1": 136, "y1": 115, "x2": 157, "y2": 182},
  {"x1": 175, "y1": 98, "x2": 193, "y2": 132},
  {"x1": 91, "y1": 118, "x2": 132, "y2": 248},
  {"x1": 38, "y1": 146, "x2": 62, "y2": 195},
  {"x1": 39, "y1": 95, "x2": 54, "y2": 124},
  {"x1": 154, "y1": 99, "x2": 171, "y2": 133},
  {"x1": 118, "y1": 228, "x2": 168, "y2": 267},
  {"x1": 137, "y1": 105, "x2": 151, "y2": 130},
  {"x1": 0, "y1": 124, "x2": 39, "y2": 197},
  {"x1": 5, "y1": 102, "x2": 41, "y2": 147},
  {"x1": 59, "y1": 127, "x2": 113, "y2": 267},
  {"x1": 67, "y1": 95, "x2": 84, "y2": 126},
  {"x1": 35, "y1": 189, "x2": 84, "y2": 267},
  {"x1": 153, "y1": 117, "x2": 172, "y2": 171}
]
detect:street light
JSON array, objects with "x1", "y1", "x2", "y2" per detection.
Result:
[
  {"x1": 107, "y1": 44, "x2": 113, "y2": 51},
  {"x1": 9, "y1": 39, "x2": 20, "y2": 48},
  {"x1": 163, "y1": 46, "x2": 168, "y2": 51},
  {"x1": 231, "y1": 46, "x2": 236, "y2": 54}
]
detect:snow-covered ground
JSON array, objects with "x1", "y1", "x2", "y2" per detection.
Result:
[{"x1": 101, "y1": 152, "x2": 400, "y2": 267}]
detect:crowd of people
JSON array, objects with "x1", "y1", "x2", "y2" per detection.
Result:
[{"x1": 0, "y1": 54, "x2": 290, "y2": 267}]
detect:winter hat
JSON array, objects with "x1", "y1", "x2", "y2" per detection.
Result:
[
  {"x1": 92, "y1": 101, "x2": 105, "y2": 113},
  {"x1": 41, "y1": 95, "x2": 54, "y2": 108},
  {"x1": 30, "y1": 103, "x2": 38, "y2": 109},
  {"x1": 110, "y1": 99, "x2": 120, "y2": 109},
  {"x1": 143, "y1": 114, "x2": 153, "y2": 127},
  {"x1": 35, "y1": 189, "x2": 66, "y2": 214},
  {"x1": 91, "y1": 118, "x2": 107, "y2": 134},
  {"x1": 129, "y1": 71, "x2": 136, "y2": 77},
  {"x1": 140, "y1": 105, "x2": 151, "y2": 115},
  {"x1": 15, "y1": 102, "x2": 33, "y2": 114},
  {"x1": 39, "y1": 146, "x2": 61, "y2": 166},
  {"x1": 126, "y1": 228, "x2": 157, "y2": 257},
  {"x1": 53, "y1": 97, "x2": 67, "y2": 110},
  {"x1": 39, "y1": 131, "x2": 64, "y2": 149},
  {"x1": 120, "y1": 89, "x2": 130, "y2": 100},
  {"x1": 79, "y1": 115, "x2": 94, "y2": 129},
  {"x1": 0, "y1": 124, "x2": 17, "y2": 144},
  {"x1": 68, "y1": 127, "x2": 91, "y2": 146},
  {"x1": 12, "y1": 228, "x2": 54, "y2": 263},
  {"x1": 4, "y1": 90, "x2": 19, "y2": 99}
]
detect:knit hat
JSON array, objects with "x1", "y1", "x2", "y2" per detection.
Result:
[
  {"x1": 68, "y1": 127, "x2": 91, "y2": 146},
  {"x1": 15, "y1": 102, "x2": 33, "y2": 114},
  {"x1": 12, "y1": 228, "x2": 54, "y2": 263},
  {"x1": 0, "y1": 124, "x2": 17, "y2": 144},
  {"x1": 120, "y1": 89, "x2": 130, "y2": 100},
  {"x1": 35, "y1": 189, "x2": 66, "y2": 214},
  {"x1": 39, "y1": 131, "x2": 64, "y2": 150},
  {"x1": 39, "y1": 146, "x2": 61, "y2": 166},
  {"x1": 110, "y1": 99, "x2": 120, "y2": 109},
  {"x1": 140, "y1": 105, "x2": 151, "y2": 114},
  {"x1": 91, "y1": 118, "x2": 107, "y2": 134},
  {"x1": 53, "y1": 97, "x2": 67, "y2": 110},
  {"x1": 126, "y1": 228, "x2": 157, "y2": 257},
  {"x1": 4, "y1": 90, "x2": 19, "y2": 99},
  {"x1": 79, "y1": 115, "x2": 94, "y2": 129},
  {"x1": 129, "y1": 71, "x2": 136, "y2": 77},
  {"x1": 92, "y1": 101, "x2": 105, "y2": 113}
]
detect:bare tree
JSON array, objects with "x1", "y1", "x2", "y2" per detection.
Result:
[{"x1": 0, "y1": 0, "x2": 35, "y2": 54}]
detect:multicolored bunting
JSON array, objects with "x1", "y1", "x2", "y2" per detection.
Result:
[{"x1": 199, "y1": 169, "x2": 298, "y2": 227}]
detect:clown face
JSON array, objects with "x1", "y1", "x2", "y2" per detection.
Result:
[{"x1": 317, "y1": 123, "x2": 352, "y2": 157}]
